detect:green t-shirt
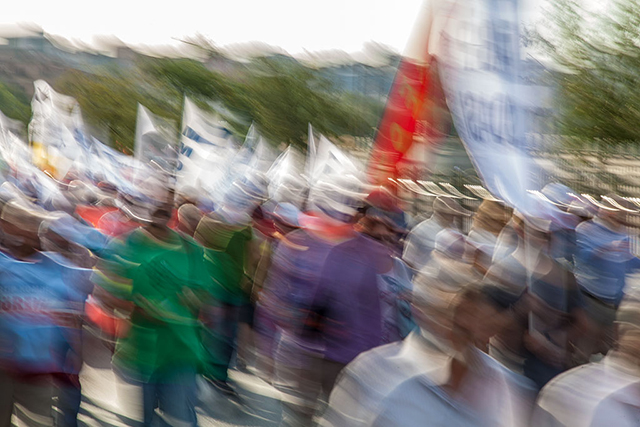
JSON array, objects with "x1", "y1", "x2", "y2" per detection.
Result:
[
  {"x1": 97, "y1": 228, "x2": 211, "y2": 382},
  {"x1": 196, "y1": 218, "x2": 253, "y2": 306}
]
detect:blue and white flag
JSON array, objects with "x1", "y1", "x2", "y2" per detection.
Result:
[
  {"x1": 177, "y1": 98, "x2": 234, "y2": 192},
  {"x1": 436, "y1": 0, "x2": 547, "y2": 214}
]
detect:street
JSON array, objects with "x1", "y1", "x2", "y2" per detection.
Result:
[{"x1": 76, "y1": 328, "x2": 285, "y2": 427}]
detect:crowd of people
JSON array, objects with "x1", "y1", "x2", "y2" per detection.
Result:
[{"x1": 0, "y1": 158, "x2": 639, "y2": 427}]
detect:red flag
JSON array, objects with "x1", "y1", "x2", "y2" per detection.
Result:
[{"x1": 368, "y1": 1, "x2": 438, "y2": 185}]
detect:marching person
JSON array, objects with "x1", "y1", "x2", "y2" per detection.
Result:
[
  {"x1": 194, "y1": 173, "x2": 267, "y2": 396},
  {"x1": 370, "y1": 282, "x2": 535, "y2": 427},
  {"x1": 533, "y1": 284, "x2": 640, "y2": 426},
  {"x1": 0, "y1": 200, "x2": 86, "y2": 427},
  {"x1": 574, "y1": 194, "x2": 640, "y2": 355},
  {"x1": 94, "y1": 180, "x2": 210, "y2": 427},
  {"x1": 403, "y1": 196, "x2": 471, "y2": 273},
  {"x1": 321, "y1": 228, "x2": 480, "y2": 427},
  {"x1": 266, "y1": 176, "x2": 365, "y2": 426}
]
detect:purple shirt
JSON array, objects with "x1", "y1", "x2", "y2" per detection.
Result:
[
  {"x1": 313, "y1": 234, "x2": 392, "y2": 364},
  {"x1": 261, "y1": 229, "x2": 337, "y2": 342}
]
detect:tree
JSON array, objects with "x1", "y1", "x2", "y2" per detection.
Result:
[
  {"x1": 54, "y1": 52, "x2": 384, "y2": 153},
  {"x1": 145, "y1": 56, "x2": 384, "y2": 149},
  {"x1": 55, "y1": 68, "x2": 182, "y2": 153},
  {"x1": 531, "y1": 0, "x2": 640, "y2": 147},
  {"x1": 0, "y1": 81, "x2": 31, "y2": 125}
]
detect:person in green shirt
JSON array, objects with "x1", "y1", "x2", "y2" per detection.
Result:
[
  {"x1": 194, "y1": 174, "x2": 268, "y2": 395},
  {"x1": 194, "y1": 210, "x2": 253, "y2": 394},
  {"x1": 93, "y1": 196, "x2": 211, "y2": 427}
]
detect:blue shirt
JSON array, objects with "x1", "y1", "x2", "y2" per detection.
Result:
[
  {"x1": 574, "y1": 219, "x2": 637, "y2": 305},
  {"x1": 0, "y1": 251, "x2": 86, "y2": 373}
]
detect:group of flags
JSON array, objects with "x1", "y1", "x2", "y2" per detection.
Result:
[{"x1": 5, "y1": 78, "x2": 363, "y2": 210}]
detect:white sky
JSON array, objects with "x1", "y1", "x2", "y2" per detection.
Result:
[{"x1": 0, "y1": 0, "x2": 547, "y2": 56}]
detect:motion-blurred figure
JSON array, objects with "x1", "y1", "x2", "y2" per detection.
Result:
[
  {"x1": 0, "y1": 201, "x2": 86, "y2": 427},
  {"x1": 38, "y1": 216, "x2": 97, "y2": 427},
  {"x1": 403, "y1": 196, "x2": 471, "y2": 272},
  {"x1": 370, "y1": 283, "x2": 534, "y2": 427},
  {"x1": 533, "y1": 285, "x2": 640, "y2": 426},
  {"x1": 321, "y1": 228, "x2": 477, "y2": 427},
  {"x1": 296, "y1": 179, "x2": 417, "y2": 420},
  {"x1": 95, "y1": 184, "x2": 210, "y2": 427},
  {"x1": 266, "y1": 177, "x2": 364, "y2": 426},
  {"x1": 194, "y1": 173, "x2": 267, "y2": 396},
  {"x1": 466, "y1": 200, "x2": 512, "y2": 275},
  {"x1": 485, "y1": 212, "x2": 589, "y2": 390},
  {"x1": 574, "y1": 195, "x2": 639, "y2": 355},
  {"x1": 251, "y1": 202, "x2": 303, "y2": 382}
]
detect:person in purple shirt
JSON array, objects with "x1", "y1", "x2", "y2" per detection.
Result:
[
  {"x1": 267, "y1": 177, "x2": 365, "y2": 426},
  {"x1": 306, "y1": 187, "x2": 413, "y2": 403}
]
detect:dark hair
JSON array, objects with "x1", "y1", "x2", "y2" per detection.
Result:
[{"x1": 456, "y1": 282, "x2": 517, "y2": 312}]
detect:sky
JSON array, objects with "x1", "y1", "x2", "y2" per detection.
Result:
[{"x1": 0, "y1": 0, "x2": 546, "y2": 56}]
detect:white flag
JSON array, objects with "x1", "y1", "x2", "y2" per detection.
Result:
[
  {"x1": 311, "y1": 135, "x2": 360, "y2": 183},
  {"x1": 29, "y1": 80, "x2": 86, "y2": 179},
  {"x1": 134, "y1": 104, "x2": 177, "y2": 176}
]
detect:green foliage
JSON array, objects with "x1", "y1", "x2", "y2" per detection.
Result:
[
  {"x1": 55, "y1": 68, "x2": 182, "y2": 154},
  {"x1": 531, "y1": 0, "x2": 640, "y2": 146},
  {"x1": 0, "y1": 81, "x2": 31, "y2": 124},
  {"x1": 55, "y1": 54, "x2": 384, "y2": 153}
]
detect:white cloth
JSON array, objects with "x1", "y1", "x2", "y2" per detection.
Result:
[
  {"x1": 370, "y1": 348, "x2": 535, "y2": 427},
  {"x1": 403, "y1": 216, "x2": 452, "y2": 271},
  {"x1": 532, "y1": 352, "x2": 640, "y2": 427},
  {"x1": 320, "y1": 330, "x2": 453, "y2": 427}
]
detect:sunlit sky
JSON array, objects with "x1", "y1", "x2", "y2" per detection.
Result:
[{"x1": 1, "y1": 0, "x2": 543, "y2": 55}]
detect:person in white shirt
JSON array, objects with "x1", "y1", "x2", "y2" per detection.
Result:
[
  {"x1": 368, "y1": 282, "x2": 535, "y2": 427},
  {"x1": 465, "y1": 200, "x2": 512, "y2": 275},
  {"x1": 532, "y1": 285, "x2": 640, "y2": 427},
  {"x1": 402, "y1": 197, "x2": 471, "y2": 273}
]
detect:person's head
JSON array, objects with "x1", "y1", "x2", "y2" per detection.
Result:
[
  {"x1": 271, "y1": 202, "x2": 302, "y2": 236},
  {"x1": 449, "y1": 284, "x2": 513, "y2": 353},
  {"x1": 472, "y1": 200, "x2": 512, "y2": 235},
  {"x1": 308, "y1": 174, "x2": 367, "y2": 225},
  {"x1": 149, "y1": 203, "x2": 173, "y2": 229},
  {"x1": 599, "y1": 194, "x2": 638, "y2": 228},
  {"x1": 176, "y1": 203, "x2": 204, "y2": 237},
  {"x1": 221, "y1": 173, "x2": 270, "y2": 225},
  {"x1": 357, "y1": 207, "x2": 406, "y2": 246},
  {"x1": 0, "y1": 200, "x2": 46, "y2": 254},
  {"x1": 134, "y1": 174, "x2": 174, "y2": 230},
  {"x1": 358, "y1": 187, "x2": 407, "y2": 245},
  {"x1": 194, "y1": 212, "x2": 243, "y2": 251},
  {"x1": 411, "y1": 239, "x2": 478, "y2": 343},
  {"x1": 512, "y1": 211, "x2": 554, "y2": 254},
  {"x1": 38, "y1": 220, "x2": 72, "y2": 254}
]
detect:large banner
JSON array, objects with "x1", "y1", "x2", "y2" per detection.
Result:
[{"x1": 437, "y1": 0, "x2": 543, "y2": 213}]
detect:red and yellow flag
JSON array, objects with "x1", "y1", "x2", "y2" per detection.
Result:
[{"x1": 367, "y1": 1, "x2": 441, "y2": 185}]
